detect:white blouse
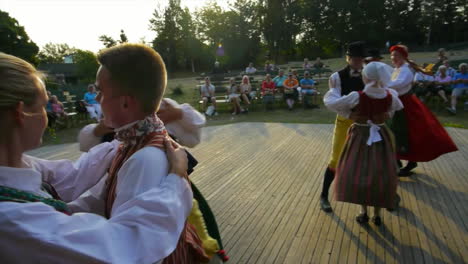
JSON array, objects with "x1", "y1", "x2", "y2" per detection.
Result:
[
  {"x1": 388, "y1": 63, "x2": 415, "y2": 96},
  {"x1": 0, "y1": 142, "x2": 192, "y2": 263}
]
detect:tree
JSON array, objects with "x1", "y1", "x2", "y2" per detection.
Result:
[
  {"x1": 74, "y1": 49, "x2": 99, "y2": 82},
  {"x1": 38, "y1": 43, "x2": 75, "y2": 64},
  {"x1": 98, "y1": 35, "x2": 117, "y2": 48},
  {"x1": 0, "y1": 10, "x2": 39, "y2": 63}
]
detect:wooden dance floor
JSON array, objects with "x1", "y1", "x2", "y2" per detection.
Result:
[{"x1": 30, "y1": 123, "x2": 468, "y2": 264}]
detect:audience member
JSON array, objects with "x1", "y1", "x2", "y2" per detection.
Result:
[
  {"x1": 300, "y1": 71, "x2": 319, "y2": 108},
  {"x1": 447, "y1": 63, "x2": 468, "y2": 115},
  {"x1": 273, "y1": 70, "x2": 287, "y2": 93},
  {"x1": 84, "y1": 84, "x2": 102, "y2": 121},
  {"x1": 227, "y1": 77, "x2": 242, "y2": 115},
  {"x1": 262, "y1": 74, "x2": 276, "y2": 108},
  {"x1": 200, "y1": 77, "x2": 218, "y2": 116},
  {"x1": 283, "y1": 73, "x2": 299, "y2": 110},
  {"x1": 245, "y1": 63, "x2": 257, "y2": 74}
]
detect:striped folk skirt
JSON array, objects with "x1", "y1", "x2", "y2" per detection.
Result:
[{"x1": 334, "y1": 124, "x2": 398, "y2": 209}]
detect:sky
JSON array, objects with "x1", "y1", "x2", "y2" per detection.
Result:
[{"x1": 0, "y1": 0, "x2": 230, "y2": 52}]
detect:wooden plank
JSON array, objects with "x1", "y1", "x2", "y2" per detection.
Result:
[{"x1": 28, "y1": 123, "x2": 468, "y2": 264}]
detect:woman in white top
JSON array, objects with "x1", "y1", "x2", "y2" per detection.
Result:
[
  {"x1": 227, "y1": 77, "x2": 242, "y2": 115},
  {"x1": 240, "y1": 75, "x2": 256, "y2": 110},
  {"x1": 0, "y1": 52, "x2": 191, "y2": 263},
  {"x1": 387, "y1": 45, "x2": 457, "y2": 176}
]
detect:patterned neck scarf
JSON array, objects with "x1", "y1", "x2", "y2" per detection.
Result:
[
  {"x1": 105, "y1": 113, "x2": 168, "y2": 218},
  {"x1": 114, "y1": 113, "x2": 167, "y2": 147}
]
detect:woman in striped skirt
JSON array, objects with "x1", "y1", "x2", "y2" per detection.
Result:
[{"x1": 329, "y1": 62, "x2": 404, "y2": 225}]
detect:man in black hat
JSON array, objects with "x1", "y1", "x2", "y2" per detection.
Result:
[{"x1": 320, "y1": 41, "x2": 367, "y2": 212}]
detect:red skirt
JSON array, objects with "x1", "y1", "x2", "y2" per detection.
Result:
[{"x1": 398, "y1": 94, "x2": 458, "y2": 162}]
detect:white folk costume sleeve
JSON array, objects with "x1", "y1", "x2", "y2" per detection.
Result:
[
  {"x1": 387, "y1": 89, "x2": 404, "y2": 117},
  {"x1": 0, "y1": 172, "x2": 191, "y2": 264},
  {"x1": 78, "y1": 123, "x2": 102, "y2": 152},
  {"x1": 163, "y1": 98, "x2": 206, "y2": 148},
  {"x1": 23, "y1": 141, "x2": 118, "y2": 202},
  {"x1": 326, "y1": 91, "x2": 360, "y2": 119},
  {"x1": 323, "y1": 72, "x2": 350, "y2": 116},
  {"x1": 389, "y1": 65, "x2": 414, "y2": 96}
]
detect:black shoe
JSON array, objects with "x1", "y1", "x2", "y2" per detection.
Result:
[
  {"x1": 356, "y1": 213, "x2": 369, "y2": 224},
  {"x1": 398, "y1": 169, "x2": 413, "y2": 177},
  {"x1": 320, "y1": 197, "x2": 333, "y2": 212},
  {"x1": 372, "y1": 216, "x2": 382, "y2": 226},
  {"x1": 397, "y1": 160, "x2": 403, "y2": 168},
  {"x1": 403, "y1": 161, "x2": 417, "y2": 172}
]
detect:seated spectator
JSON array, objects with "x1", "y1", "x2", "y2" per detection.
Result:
[
  {"x1": 313, "y1": 57, "x2": 325, "y2": 77},
  {"x1": 239, "y1": 75, "x2": 256, "y2": 110},
  {"x1": 200, "y1": 77, "x2": 218, "y2": 116},
  {"x1": 447, "y1": 63, "x2": 468, "y2": 115},
  {"x1": 45, "y1": 90, "x2": 57, "y2": 128},
  {"x1": 313, "y1": 57, "x2": 324, "y2": 69},
  {"x1": 413, "y1": 64, "x2": 435, "y2": 99},
  {"x1": 291, "y1": 69, "x2": 299, "y2": 80},
  {"x1": 436, "y1": 60, "x2": 456, "y2": 78},
  {"x1": 303, "y1": 58, "x2": 312, "y2": 70},
  {"x1": 432, "y1": 65, "x2": 451, "y2": 103},
  {"x1": 245, "y1": 63, "x2": 257, "y2": 75},
  {"x1": 300, "y1": 71, "x2": 319, "y2": 108},
  {"x1": 273, "y1": 69, "x2": 287, "y2": 93},
  {"x1": 226, "y1": 77, "x2": 242, "y2": 115},
  {"x1": 437, "y1": 48, "x2": 448, "y2": 65},
  {"x1": 262, "y1": 74, "x2": 276, "y2": 108},
  {"x1": 283, "y1": 73, "x2": 299, "y2": 110},
  {"x1": 50, "y1": 95, "x2": 68, "y2": 118},
  {"x1": 84, "y1": 84, "x2": 102, "y2": 121}
]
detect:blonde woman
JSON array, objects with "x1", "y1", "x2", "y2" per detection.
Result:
[{"x1": 240, "y1": 75, "x2": 256, "y2": 111}]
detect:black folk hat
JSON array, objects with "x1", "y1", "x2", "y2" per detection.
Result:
[
  {"x1": 346, "y1": 41, "x2": 367, "y2": 58},
  {"x1": 367, "y1": 48, "x2": 384, "y2": 60}
]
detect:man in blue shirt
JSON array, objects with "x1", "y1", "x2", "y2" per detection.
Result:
[
  {"x1": 272, "y1": 70, "x2": 287, "y2": 93},
  {"x1": 447, "y1": 63, "x2": 468, "y2": 115},
  {"x1": 300, "y1": 71, "x2": 319, "y2": 108}
]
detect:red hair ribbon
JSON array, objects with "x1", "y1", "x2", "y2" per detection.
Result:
[{"x1": 389, "y1": 45, "x2": 409, "y2": 59}]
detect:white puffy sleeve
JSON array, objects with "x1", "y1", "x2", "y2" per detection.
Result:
[
  {"x1": 389, "y1": 66, "x2": 414, "y2": 95},
  {"x1": 163, "y1": 98, "x2": 206, "y2": 148},
  {"x1": 78, "y1": 123, "x2": 102, "y2": 152},
  {"x1": 387, "y1": 89, "x2": 404, "y2": 117},
  {"x1": 24, "y1": 140, "x2": 119, "y2": 202},
  {"x1": 0, "y1": 171, "x2": 192, "y2": 264},
  {"x1": 323, "y1": 72, "x2": 343, "y2": 108},
  {"x1": 324, "y1": 91, "x2": 360, "y2": 119}
]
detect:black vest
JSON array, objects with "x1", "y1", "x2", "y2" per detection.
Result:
[{"x1": 338, "y1": 66, "x2": 365, "y2": 96}]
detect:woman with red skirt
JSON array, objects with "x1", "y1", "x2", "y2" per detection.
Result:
[{"x1": 387, "y1": 45, "x2": 458, "y2": 176}]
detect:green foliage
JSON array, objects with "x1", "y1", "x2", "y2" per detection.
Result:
[
  {"x1": 38, "y1": 43, "x2": 75, "y2": 64},
  {"x1": 98, "y1": 35, "x2": 117, "y2": 48},
  {"x1": 73, "y1": 50, "x2": 99, "y2": 83},
  {"x1": 0, "y1": 11, "x2": 39, "y2": 64}
]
